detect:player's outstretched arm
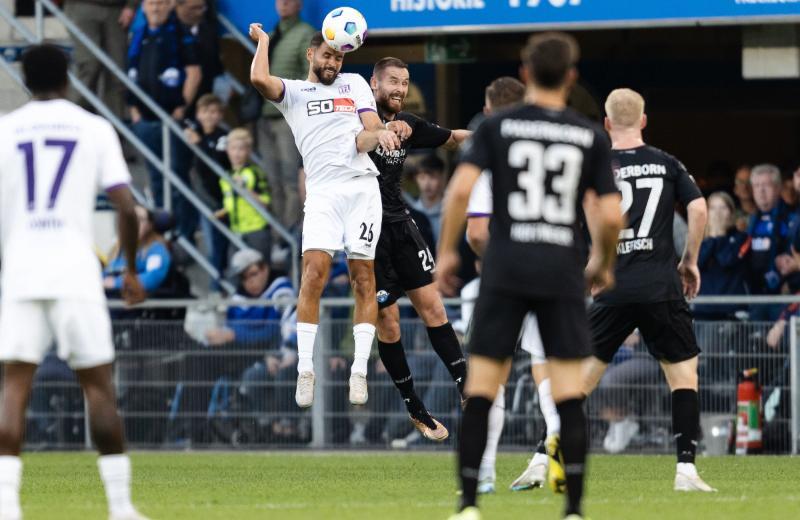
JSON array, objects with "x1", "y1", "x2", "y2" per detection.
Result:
[
  {"x1": 441, "y1": 129, "x2": 472, "y2": 151},
  {"x1": 249, "y1": 23, "x2": 285, "y2": 102},
  {"x1": 584, "y1": 190, "x2": 623, "y2": 295},
  {"x1": 678, "y1": 197, "x2": 708, "y2": 299},
  {"x1": 107, "y1": 186, "x2": 146, "y2": 305},
  {"x1": 356, "y1": 110, "x2": 401, "y2": 153},
  {"x1": 436, "y1": 163, "x2": 482, "y2": 295}
]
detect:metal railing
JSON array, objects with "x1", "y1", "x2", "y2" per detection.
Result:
[
  {"x1": 0, "y1": 4, "x2": 237, "y2": 293},
  {"x1": 30, "y1": 0, "x2": 300, "y2": 288},
  {"x1": 8, "y1": 297, "x2": 799, "y2": 455}
]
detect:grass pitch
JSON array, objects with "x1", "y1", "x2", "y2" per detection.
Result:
[{"x1": 18, "y1": 452, "x2": 798, "y2": 519}]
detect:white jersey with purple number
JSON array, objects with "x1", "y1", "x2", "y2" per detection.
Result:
[
  {"x1": 270, "y1": 73, "x2": 378, "y2": 194},
  {"x1": 466, "y1": 171, "x2": 492, "y2": 217},
  {"x1": 0, "y1": 99, "x2": 131, "y2": 303}
]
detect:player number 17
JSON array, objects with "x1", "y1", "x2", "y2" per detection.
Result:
[{"x1": 17, "y1": 139, "x2": 77, "y2": 211}]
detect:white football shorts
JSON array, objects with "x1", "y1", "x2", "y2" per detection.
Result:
[
  {"x1": 520, "y1": 312, "x2": 546, "y2": 365},
  {"x1": 302, "y1": 174, "x2": 383, "y2": 259},
  {"x1": 0, "y1": 299, "x2": 114, "y2": 369}
]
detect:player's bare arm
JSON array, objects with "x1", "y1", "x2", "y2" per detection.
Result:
[
  {"x1": 106, "y1": 186, "x2": 146, "y2": 306},
  {"x1": 441, "y1": 129, "x2": 472, "y2": 151},
  {"x1": 678, "y1": 197, "x2": 708, "y2": 299},
  {"x1": 466, "y1": 216, "x2": 489, "y2": 257},
  {"x1": 436, "y1": 162, "x2": 481, "y2": 295},
  {"x1": 356, "y1": 110, "x2": 401, "y2": 153},
  {"x1": 249, "y1": 23, "x2": 285, "y2": 102},
  {"x1": 585, "y1": 190, "x2": 624, "y2": 295}
]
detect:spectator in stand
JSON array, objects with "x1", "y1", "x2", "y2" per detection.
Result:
[
  {"x1": 742, "y1": 164, "x2": 798, "y2": 320},
  {"x1": 64, "y1": 0, "x2": 138, "y2": 118},
  {"x1": 185, "y1": 93, "x2": 230, "y2": 288},
  {"x1": 216, "y1": 128, "x2": 272, "y2": 261},
  {"x1": 103, "y1": 205, "x2": 172, "y2": 295},
  {"x1": 408, "y1": 154, "x2": 447, "y2": 244},
  {"x1": 175, "y1": 0, "x2": 222, "y2": 108},
  {"x1": 694, "y1": 192, "x2": 749, "y2": 320},
  {"x1": 255, "y1": 0, "x2": 315, "y2": 230},
  {"x1": 734, "y1": 165, "x2": 756, "y2": 232},
  {"x1": 128, "y1": 0, "x2": 201, "y2": 236}
]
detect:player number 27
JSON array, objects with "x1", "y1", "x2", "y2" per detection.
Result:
[
  {"x1": 17, "y1": 139, "x2": 77, "y2": 211},
  {"x1": 507, "y1": 141, "x2": 583, "y2": 224},
  {"x1": 617, "y1": 178, "x2": 663, "y2": 240}
]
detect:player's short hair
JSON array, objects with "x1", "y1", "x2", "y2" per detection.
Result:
[
  {"x1": 310, "y1": 31, "x2": 325, "y2": 49},
  {"x1": 605, "y1": 88, "x2": 645, "y2": 128},
  {"x1": 373, "y1": 57, "x2": 408, "y2": 79},
  {"x1": 196, "y1": 93, "x2": 223, "y2": 111},
  {"x1": 22, "y1": 44, "x2": 69, "y2": 94},
  {"x1": 750, "y1": 164, "x2": 781, "y2": 187},
  {"x1": 485, "y1": 77, "x2": 525, "y2": 111},
  {"x1": 227, "y1": 127, "x2": 253, "y2": 148},
  {"x1": 521, "y1": 32, "x2": 579, "y2": 89},
  {"x1": 416, "y1": 154, "x2": 445, "y2": 176}
]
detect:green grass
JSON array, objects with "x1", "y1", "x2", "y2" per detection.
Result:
[{"x1": 17, "y1": 452, "x2": 798, "y2": 519}]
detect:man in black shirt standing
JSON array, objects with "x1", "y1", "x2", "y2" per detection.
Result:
[
  {"x1": 584, "y1": 88, "x2": 714, "y2": 492},
  {"x1": 437, "y1": 33, "x2": 623, "y2": 520},
  {"x1": 368, "y1": 57, "x2": 472, "y2": 441}
]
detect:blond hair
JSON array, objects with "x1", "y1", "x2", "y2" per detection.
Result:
[
  {"x1": 605, "y1": 88, "x2": 645, "y2": 128},
  {"x1": 227, "y1": 127, "x2": 253, "y2": 148}
]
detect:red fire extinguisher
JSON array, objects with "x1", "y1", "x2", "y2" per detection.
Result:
[{"x1": 735, "y1": 368, "x2": 763, "y2": 455}]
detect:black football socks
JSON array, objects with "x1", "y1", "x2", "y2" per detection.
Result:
[
  {"x1": 426, "y1": 323, "x2": 467, "y2": 396},
  {"x1": 672, "y1": 389, "x2": 699, "y2": 464},
  {"x1": 458, "y1": 396, "x2": 492, "y2": 511},
  {"x1": 377, "y1": 339, "x2": 436, "y2": 429},
  {"x1": 557, "y1": 398, "x2": 587, "y2": 517}
]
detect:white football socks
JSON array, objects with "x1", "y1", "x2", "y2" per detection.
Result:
[
  {"x1": 296, "y1": 322, "x2": 318, "y2": 374},
  {"x1": 98, "y1": 454, "x2": 135, "y2": 517},
  {"x1": 351, "y1": 323, "x2": 375, "y2": 376},
  {"x1": 479, "y1": 385, "x2": 506, "y2": 481},
  {"x1": 0, "y1": 456, "x2": 22, "y2": 520},
  {"x1": 677, "y1": 462, "x2": 698, "y2": 477},
  {"x1": 538, "y1": 378, "x2": 561, "y2": 435}
]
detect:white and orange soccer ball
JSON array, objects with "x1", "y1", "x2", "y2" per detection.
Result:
[{"x1": 321, "y1": 7, "x2": 368, "y2": 53}]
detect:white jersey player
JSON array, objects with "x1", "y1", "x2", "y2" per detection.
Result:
[
  {"x1": 462, "y1": 77, "x2": 561, "y2": 495},
  {"x1": 249, "y1": 25, "x2": 408, "y2": 408},
  {"x1": 0, "y1": 45, "x2": 148, "y2": 520}
]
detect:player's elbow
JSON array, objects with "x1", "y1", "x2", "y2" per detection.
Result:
[{"x1": 687, "y1": 198, "x2": 708, "y2": 225}]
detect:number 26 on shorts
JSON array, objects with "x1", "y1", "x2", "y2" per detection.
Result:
[{"x1": 359, "y1": 222, "x2": 374, "y2": 243}]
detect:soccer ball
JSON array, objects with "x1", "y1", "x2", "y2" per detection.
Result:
[{"x1": 321, "y1": 7, "x2": 368, "y2": 53}]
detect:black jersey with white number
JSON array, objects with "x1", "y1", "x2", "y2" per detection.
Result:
[
  {"x1": 461, "y1": 104, "x2": 617, "y2": 301},
  {"x1": 595, "y1": 145, "x2": 703, "y2": 305},
  {"x1": 370, "y1": 111, "x2": 452, "y2": 223}
]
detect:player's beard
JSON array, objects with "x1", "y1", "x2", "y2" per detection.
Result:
[
  {"x1": 377, "y1": 89, "x2": 403, "y2": 116},
  {"x1": 313, "y1": 64, "x2": 338, "y2": 86}
]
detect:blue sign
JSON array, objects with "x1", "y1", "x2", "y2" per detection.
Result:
[{"x1": 221, "y1": 1, "x2": 800, "y2": 37}]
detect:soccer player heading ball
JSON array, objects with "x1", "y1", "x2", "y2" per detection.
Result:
[
  {"x1": 249, "y1": 23, "x2": 406, "y2": 408},
  {"x1": 437, "y1": 32, "x2": 624, "y2": 520}
]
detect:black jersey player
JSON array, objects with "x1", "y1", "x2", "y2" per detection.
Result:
[
  {"x1": 437, "y1": 33, "x2": 623, "y2": 520},
  {"x1": 368, "y1": 57, "x2": 472, "y2": 441},
  {"x1": 583, "y1": 88, "x2": 714, "y2": 492}
]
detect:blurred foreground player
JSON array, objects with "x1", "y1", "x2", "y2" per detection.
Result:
[
  {"x1": 0, "y1": 45, "x2": 148, "y2": 520},
  {"x1": 437, "y1": 33, "x2": 623, "y2": 520},
  {"x1": 583, "y1": 88, "x2": 714, "y2": 492},
  {"x1": 462, "y1": 76, "x2": 562, "y2": 494}
]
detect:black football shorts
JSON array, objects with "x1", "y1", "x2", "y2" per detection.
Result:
[
  {"x1": 589, "y1": 300, "x2": 700, "y2": 364},
  {"x1": 374, "y1": 219, "x2": 435, "y2": 309},
  {"x1": 468, "y1": 282, "x2": 592, "y2": 361}
]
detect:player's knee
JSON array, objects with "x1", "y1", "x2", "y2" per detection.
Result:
[
  {"x1": 377, "y1": 313, "x2": 401, "y2": 342},
  {"x1": 418, "y1": 299, "x2": 447, "y2": 327},
  {"x1": 349, "y1": 269, "x2": 375, "y2": 297},
  {"x1": 301, "y1": 266, "x2": 327, "y2": 294}
]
